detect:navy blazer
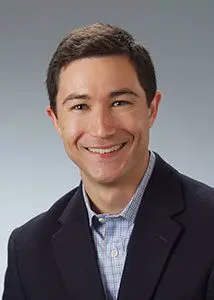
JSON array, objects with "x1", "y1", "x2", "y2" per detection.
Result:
[{"x1": 2, "y1": 154, "x2": 214, "y2": 300}]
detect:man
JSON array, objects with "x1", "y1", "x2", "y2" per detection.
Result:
[{"x1": 2, "y1": 23, "x2": 214, "y2": 300}]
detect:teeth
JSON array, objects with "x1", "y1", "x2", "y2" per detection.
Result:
[{"x1": 87, "y1": 143, "x2": 124, "y2": 154}]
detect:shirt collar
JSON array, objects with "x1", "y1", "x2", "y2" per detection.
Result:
[{"x1": 83, "y1": 151, "x2": 156, "y2": 227}]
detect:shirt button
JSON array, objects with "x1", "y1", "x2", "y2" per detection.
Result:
[
  {"x1": 111, "y1": 249, "x2": 119, "y2": 257},
  {"x1": 98, "y1": 217, "x2": 106, "y2": 223}
]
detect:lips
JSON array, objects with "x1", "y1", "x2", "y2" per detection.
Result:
[{"x1": 86, "y1": 143, "x2": 126, "y2": 154}]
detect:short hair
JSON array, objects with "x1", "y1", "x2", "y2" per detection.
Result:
[{"x1": 46, "y1": 23, "x2": 157, "y2": 116}]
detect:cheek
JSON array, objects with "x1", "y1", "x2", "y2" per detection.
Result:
[
  {"x1": 60, "y1": 117, "x2": 83, "y2": 145},
  {"x1": 120, "y1": 111, "x2": 149, "y2": 136}
]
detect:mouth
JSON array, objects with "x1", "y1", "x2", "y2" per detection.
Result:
[{"x1": 85, "y1": 143, "x2": 127, "y2": 154}]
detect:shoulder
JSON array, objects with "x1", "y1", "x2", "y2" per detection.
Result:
[
  {"x1": 154, "y1": 152, "x2": 214, "y2": 215},
  {"x1": 164, "y1": 157, "x2": 214, "y2": 221},
  {"x1": 155, "y1": 152, "x2": 214, "y2": 200},
  {"x1": 180, "y1": 173, "x2": 214, "y2": 200},
  {"x1": 179, "y1": 173, "x2": 214, "y2": 217},
  {"x1": 10, "y1": 186, "x2": 79, "y2": 249}
]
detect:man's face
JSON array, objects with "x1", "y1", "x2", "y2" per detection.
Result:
[{"x1": 47, "y1": 55, "x2": 161, "y2": 186}]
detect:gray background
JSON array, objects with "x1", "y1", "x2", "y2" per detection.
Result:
[{"x1": 1, "y1": 0, "x2": 214, "y2": 294}]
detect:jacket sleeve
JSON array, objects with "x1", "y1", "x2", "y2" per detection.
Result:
[
  {"x1": 2, "y1": 230, "x2": 26, "y2": 300},
  {"x1": 206, "y1": 264, "x2": 214, "y2": 300}
]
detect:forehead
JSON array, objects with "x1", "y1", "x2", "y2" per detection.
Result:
[{"x1": 57, "y1": 55, "x2": 143, "y2": 97}]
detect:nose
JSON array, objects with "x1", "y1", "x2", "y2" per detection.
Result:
[{"x1": 89, "y1": 106, "x2": 116, "y2": 138}]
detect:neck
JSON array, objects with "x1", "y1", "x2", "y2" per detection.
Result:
[{"x1": 81, "y1": 152, "x2": 150, "y2": 214}]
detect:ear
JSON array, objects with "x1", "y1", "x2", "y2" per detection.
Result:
[
  {"x1": 148, "y1": 91, "x2": 161, "y2": 128},
  {"x1": 46, "y1": 106, "x2": 62, "y2": 137}
]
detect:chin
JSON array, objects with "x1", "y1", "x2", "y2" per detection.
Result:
[{"x1": 88, "y1": 171, "x2": 123, "y2": 185}]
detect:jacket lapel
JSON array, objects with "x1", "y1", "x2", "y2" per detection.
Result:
[
  {"x1": 52, "y1": 185, "x2": 106, "y2": 300},
  {"x1": 118, "y1": 155, "x2": 185, "y2": 300}
]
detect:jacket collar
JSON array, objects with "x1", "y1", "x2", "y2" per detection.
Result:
[
  {"x1": 52, "y1": 154, "x2": 185, "y2": 300},
  {"x1": 117, "y1": 153, "x2": 185, "y2": 299}
]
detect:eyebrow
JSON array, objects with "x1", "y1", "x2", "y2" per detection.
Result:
[
  {"x1": 63, "y1": 93, "x2": 90, "y2": 105},
  {"x1": 110, "y1": 88, "x2": 139, "y2": 98},
  {"x1": 62, "y1": 88, "x2": 139, "y2": 105}
]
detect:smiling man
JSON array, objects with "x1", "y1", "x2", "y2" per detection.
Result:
[{"x1": 3, "y1": 23, "x2": 214, "y2": 300}]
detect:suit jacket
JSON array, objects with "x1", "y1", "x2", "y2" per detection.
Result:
[{"x1": 2, "y1": 154, "x2": 214, "y2": 300}]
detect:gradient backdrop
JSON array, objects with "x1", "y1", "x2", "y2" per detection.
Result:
[{"x1": 1, "y1": 0, "x2": 214, "y2": 294}]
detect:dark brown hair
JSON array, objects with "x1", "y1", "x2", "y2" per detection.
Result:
[{"x1": 46, "y1": 23, "x2": 157, "y2": 116}]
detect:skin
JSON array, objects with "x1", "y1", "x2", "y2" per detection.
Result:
[{"x1": 47, "y1": 55, "x2": 161, "y2": 214}]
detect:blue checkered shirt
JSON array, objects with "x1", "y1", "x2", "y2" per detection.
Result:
[{"x1": 82, "y1": 152, "x2": 156, "y2": 300}]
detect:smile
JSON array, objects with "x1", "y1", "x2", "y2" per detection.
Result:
[{"x1": 86, "y1": 143, "x2": 126, "y2": 154}]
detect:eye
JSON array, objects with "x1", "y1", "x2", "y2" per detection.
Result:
[
  {"x1": 71, "y1": 103, "x2": 88, "y2": 111},
  {"x1": 112, "y1": 100, "x2": 130, "y2": 107}
]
